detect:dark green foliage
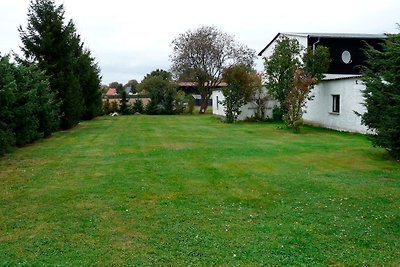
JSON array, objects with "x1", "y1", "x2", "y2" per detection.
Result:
[
  {"x1": 0, "y1": 57, "x2": 17, "y2": 155},
  {"x1": 35, "y1": 75, "x2": 59, "y2": 137},
  {"x1": 264, "y1": 36, "x2": 301, "y2": 113},
  {"x1": 221, "y1": 64, "x2": 261, "y2": 123},
  {"x1": 139, "y1": 70, "x2": 177, "y2": 115},
  {"x1": 143, "y1": 69, "x2": 172, "y2": 81},
  {"x1": 264, "y1": 36, "x2": 329, "y2": 130},
  {"x1": 187, "y1": 95, "x2": 195, "y2": 114},
  {"x1": 132, "y1": 96, "x2": 144, "y2": 114},
  {"x1": 119, "y1": 91, "x2": 130, "y2": 115},
  {"x1": 116, "y1": 83, "x2": 124, "y2": 95},
  {"x1": 109, "y1": 82, "x2": 120, "y2": 89},
  {"x1": 19, "y1": 0, "x2": 102, "y2": 129},
  {"x1": 303, "y1": 46, "x2": 330, "y2": 82},
  {"x1": 174, "y1": 90, "x2": 187, "y2": 114},
  {"x1": 145, "y1": 100, "x2": 160, "y2": 115},
  {"x1": 77, "y1": 50, "x2": 102, "y2": 120},
  {"x1": 0, "y1": 55, "x2": 59, "y2": 154},
  {"x1": 362, "y1": 30, "x2": 400, "y2": 159},
  {"x1": 163, "y1": 87, "x2": 176, "y2": 115}
]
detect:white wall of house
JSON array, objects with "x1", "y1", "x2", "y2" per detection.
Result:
[
  {"x1": 303, "y1": 77, "x2": 369, "y2": 133},
  {"x1": 260, "y1": 33, "x2": 308, "y2": 59},
  {"x1": 212, "y1": 89, "x2": 275, "y2": 120}
]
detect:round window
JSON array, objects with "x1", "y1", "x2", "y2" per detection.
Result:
[{"x1": 341, "y1": 50, "x2": 352, "y2": 64}]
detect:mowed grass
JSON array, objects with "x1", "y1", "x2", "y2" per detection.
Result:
[{"x1": 0, "y1": 115, "x2": 399, "y2": 266}]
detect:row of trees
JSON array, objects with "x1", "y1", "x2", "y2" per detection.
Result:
[
  {"x1": 0, "y1": 0, "x2": 102, "y2": 155},
  {"x1": 104, "y1": 69, "x2": 195, "y2": 115}
]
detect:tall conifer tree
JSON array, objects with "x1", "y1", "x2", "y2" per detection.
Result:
[
  {"x1": 362, "y1": 30, "x2": 400, "y2": 159},
  {"x1": 19, "y1": 0, "x2": 101, "y2": 128}
]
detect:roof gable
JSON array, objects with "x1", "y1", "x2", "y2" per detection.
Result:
[{"x1": 258, "y1": 32, "x2": 386, "y2": 56}]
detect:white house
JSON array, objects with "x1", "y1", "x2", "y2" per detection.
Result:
[{"x1": 213, "y1": 32, "x2": 386, "y2": 133}]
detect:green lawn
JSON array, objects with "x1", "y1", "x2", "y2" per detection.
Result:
[{"x1": 0, "y1": 115, "x2": 399, "y2": 266}]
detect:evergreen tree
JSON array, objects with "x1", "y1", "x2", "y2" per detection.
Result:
[
  {"x1": 0, "y1": 55, "x2": 59, "y2": 154},
  {"x1": 119, "y1": 90, "x2": 130, "y2": 115},
  {"x1": 77, "y1": 49, "x2": 102, "y2": 120},
  {"x1": 132, "y1": 95, "x2": 144, "y2": 114},
  {"x1": 19, "y1": 0, "x2": 89, "y2": 129},
  {"x1": 362, "y1": 30, "x2": 400, "y2": 159},
  {"x1": 12, "y1": 63, "x2": 40, "y2": 146},
  {"x1": 0, "y1": 56, "x2": 17, "y2": 154}
]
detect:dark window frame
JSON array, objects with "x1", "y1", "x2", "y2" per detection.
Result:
[{"x1": 332, "y1": 94, "x2": 340, "y2": 113}]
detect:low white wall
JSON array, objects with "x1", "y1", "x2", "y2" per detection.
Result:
[
  {"x1": 212, "y1": 89, "x2": 274, "y2": 120},
  {"x1": 303, "y1": 77, "x2": 369, "y2": 133}
]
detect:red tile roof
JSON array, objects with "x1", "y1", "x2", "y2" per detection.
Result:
[{"x1": 106, "y1": 88, "x2": 117, "y2": 96}]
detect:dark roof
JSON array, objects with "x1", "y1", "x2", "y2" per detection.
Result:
[
  {"x1": 177, "y1": 81, "x2": 227, "y2": 87},
  {"x1": 322, "y1": 74, "x2": 362, "y2": 81},
  {"x1": 258, "y1": 32, "x2": 387, "y2": 56}
]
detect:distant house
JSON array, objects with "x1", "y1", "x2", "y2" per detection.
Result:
[
  {"x1": 105, "y1": 88, "x2": 117, "y2": 97},
  {"x1": 177, "y1": 81, "x2": 228, "y2": 106},
  {"x1": 213, "y1": 32, "x2": 386, "y2": 133}
]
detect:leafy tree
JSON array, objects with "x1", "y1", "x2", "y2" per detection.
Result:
[
  {"x1": 171, "y1": 25, "x2": 256, "y2": 113},
  {"x1": 264, "y1": 37, "x2": 329, "y2": 130},
  {"x1": 116, "y1": 83, "x2": 124, "y2": 95},
  {"x1": 221, "y1": 65, "x2": 261, "y2": 123},
  {"x1": 175, "y1": 90, "x2": 187, "y2": 114},
  {"x1": 139, "y1": 70, "x2": 176, "y2": 115},
  {"x1": 362, "y1": 30, "x2": 400, "y2": 159},
  {"x1": 109, "y1": 82, "x2": 120, "y2": 89},
  {"x1": 187, "y1": 96, "x2": 195, "y2": 115},
  {"x1": 143, "y1": 69, "x2": 172, "y2": 81},
  {"x1": 19, "y1": 0, "x2": 85, "y2": 129},
  {"x1": 264, "y1": 36, "x2": 302, "y2": 116},
  {"x1": 124, "y1": 79, "x2": 139, "y2": 94},
  {"x1": 283, "y1": 69, "x2": 315, "y2": 132}
]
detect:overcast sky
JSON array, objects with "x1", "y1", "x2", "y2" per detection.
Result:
[{"x1": 1, "y1": 0, "x2": 399, "y2": 85}]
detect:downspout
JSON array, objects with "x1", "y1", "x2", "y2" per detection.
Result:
[{"x1": 312, "y1": 37, "x2": 320, "y2": 55}]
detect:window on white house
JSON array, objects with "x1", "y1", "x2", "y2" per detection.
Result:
[
  {"x1": 216, "y1": 96, "x2": 219, "y2": 110},
  {"x1": 332, "y1": 95, "x2": 340, "y2": 113}
]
